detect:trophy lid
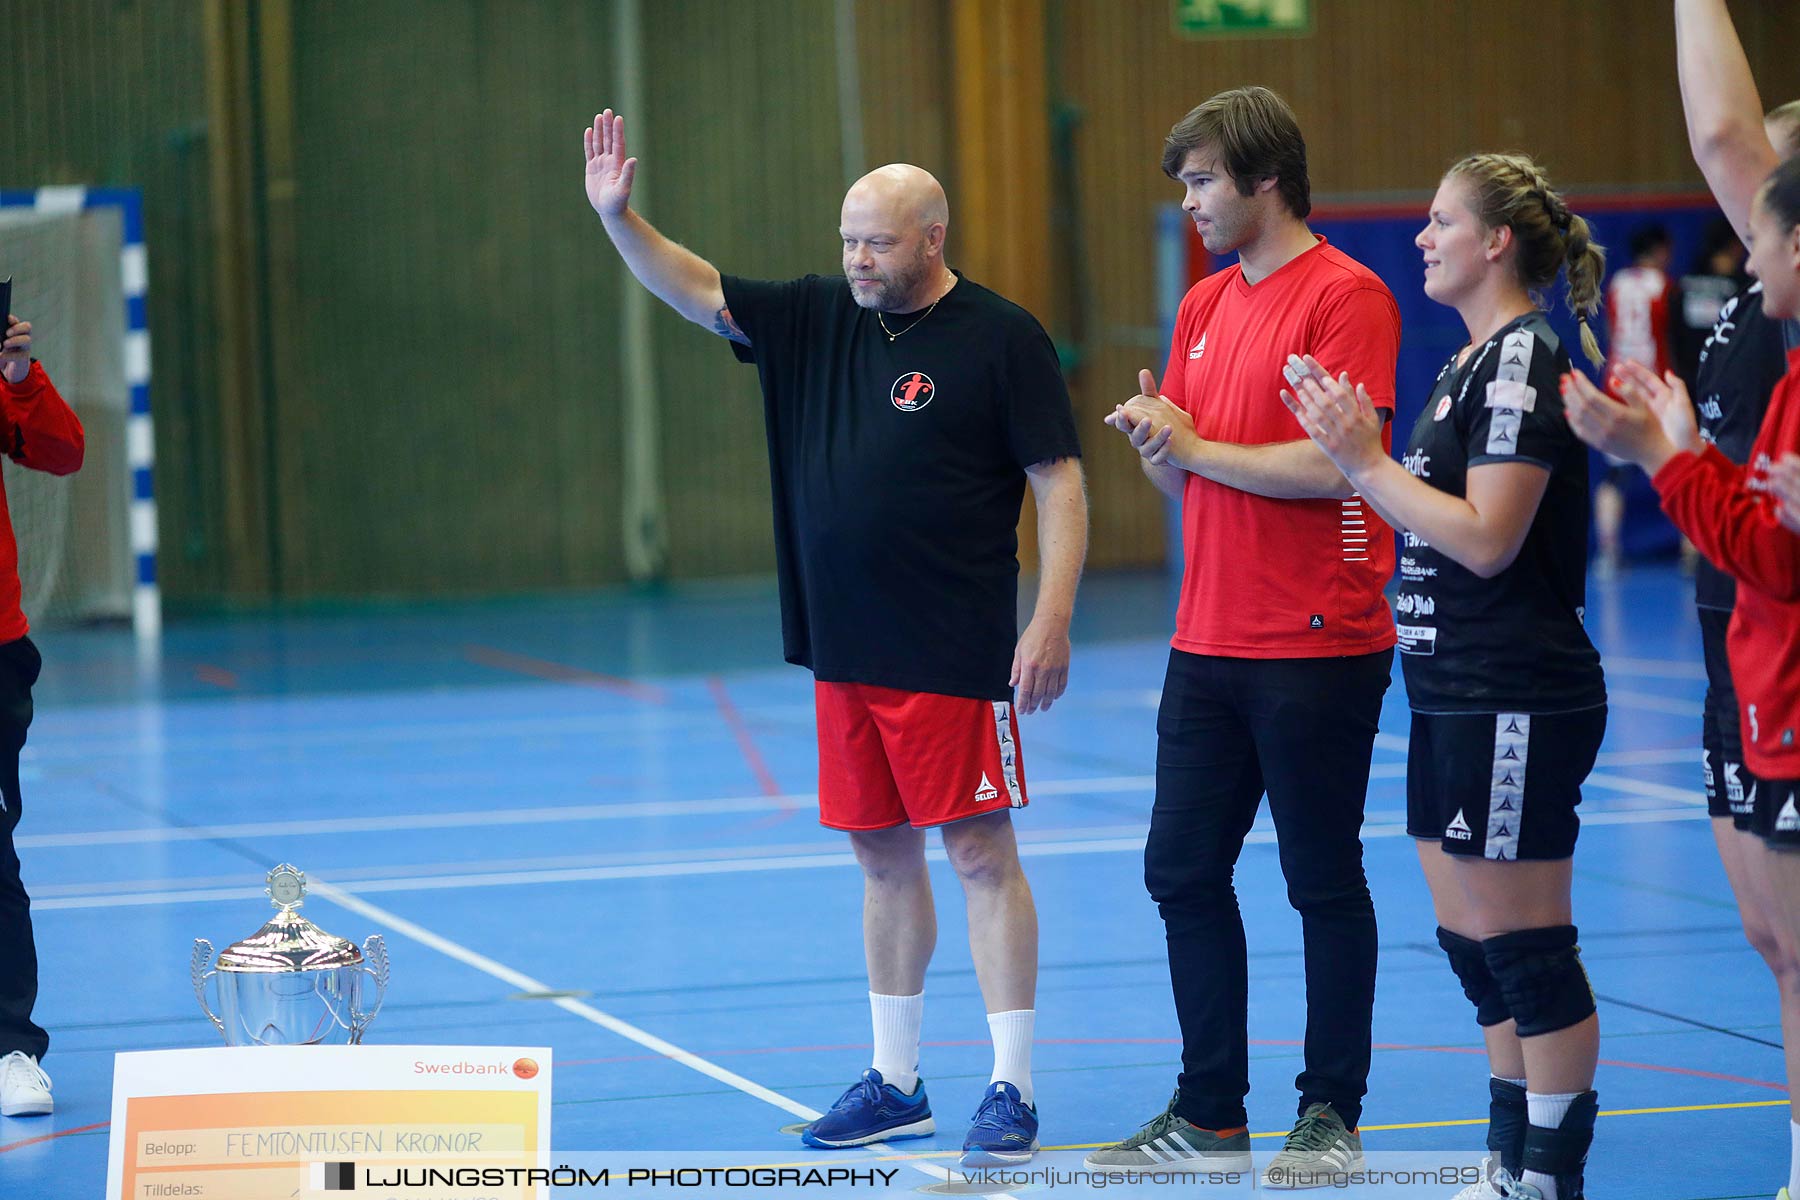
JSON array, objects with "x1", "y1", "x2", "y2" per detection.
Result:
[{"x1": 215, "y1": 865, "x2": 364, "y2": 973}]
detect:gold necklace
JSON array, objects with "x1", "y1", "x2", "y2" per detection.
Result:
[{"x1": 876, "y1": 279, "x2": 953, "y2": 342}]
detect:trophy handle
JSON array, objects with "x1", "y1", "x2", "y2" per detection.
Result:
[
  {"x1": 351, "y1": 934, "x2": 388, "y2": 1042},
  {"x1": 190, "y1": 939, "x2": 225, "y2": 1037}
]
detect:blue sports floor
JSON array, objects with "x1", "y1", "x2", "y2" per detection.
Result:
[{"x1": 0, "y1": 566, "x2": 1784, "y2": 1197}]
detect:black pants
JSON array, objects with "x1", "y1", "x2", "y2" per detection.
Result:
[
  {"x1": 1146, "y1": 647, "x2": 1391, "y2": 1130},
  {"x1": 0, "y1": 635, "x2": 43, "y2": 1061}
]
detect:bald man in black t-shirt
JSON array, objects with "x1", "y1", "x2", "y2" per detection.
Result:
[{"x1": 585, "y1": 110, "x2": 1087, "y2": 1168}]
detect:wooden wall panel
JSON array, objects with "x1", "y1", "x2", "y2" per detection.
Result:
[
  {"x1": 281, "y1": 0, "x2": 628, "y2": 597},
  {"x1": 643, "y1": 0, "x2": 847, "y2": 579},
  {"x1": 7, "y1": 1, "x2": 224, "y2": 604},
  {"x1": 855, "y1": 0, "x2": 955, "y2": 188},
  {"x1": 18, "y1": 0, "x2": 1800, "y2": 601}
]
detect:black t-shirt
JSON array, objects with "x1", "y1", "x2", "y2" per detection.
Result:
[
  {"x1": 1395, "y1": 312, "x2": 1605, "y2": 714},
  {"x1": 720, "y1": 271, "x2": 1081, "y2": 700},
  {"x1": 1691, "y1": 283, "x2": 1790, "y2": 610}
]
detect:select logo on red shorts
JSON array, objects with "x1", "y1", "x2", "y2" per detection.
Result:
[{"x1": 891, "y1": 372, "x2": 935, "y2": 412}]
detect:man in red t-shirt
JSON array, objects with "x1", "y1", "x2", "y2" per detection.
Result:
[
  {"x1": 1087, "y1": 87, "x2": 1400, "y2": 1185},
  {"x1": 0, "y1": 310, "x2": 86, "y2": 1119}
]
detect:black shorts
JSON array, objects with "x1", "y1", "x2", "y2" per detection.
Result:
[
  {"x1": 1406, "y1": 706, "x2": 1607, "y2": 861},
  {"x1": 1754, "y1": 777, "x2": 1800, "y2": 849},
  {"x1": 1699, "y1": 607, "x2": 1756, "y2": 828}
]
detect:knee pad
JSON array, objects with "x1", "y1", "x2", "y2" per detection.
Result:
[
  {"x1": 1437, "y1": 926, "x2": 1512, "y2": 1027},
  {"x1": 1482, "y1": 925, "x2": 1596, "y2": 1038}
]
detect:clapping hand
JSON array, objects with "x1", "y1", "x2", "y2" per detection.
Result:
[
  {"x1": 1562, "y1": 361, "x2": 1702, "y2": 474},
  {"x1": 1768, "y1": 453, "x2": 1800, "y2": 535},
  {"x1": 1278, "y1": 354, "x2": 1383, "y2": 478},
  {"x1": 1104, "y1": 369, "x2": 1194, "y2": 466}
]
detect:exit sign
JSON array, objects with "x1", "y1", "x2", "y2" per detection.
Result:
[{"x1": 1173, "y1": 0, "x2": 1312, "y2": 38}]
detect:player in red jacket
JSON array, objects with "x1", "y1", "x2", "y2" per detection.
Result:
[
  {"x1": 0, "y1": 310, "x2": 86, "y2": 1119},
  {"x1": 1563, "y1": 150, "x2": 1800, "y2": 1200}
]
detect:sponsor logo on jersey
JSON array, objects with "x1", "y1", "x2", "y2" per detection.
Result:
[
  {"x1": 1395, "y1": 623, "x2": 1437, "y2": 655},
  {"x1": 1445, "y1": 810, "x2": 1472, "y2": 840},
  {"x1": 974, "y1": 772, "x2": 999, "y2": 804},
  {"x1": 1395, "y1": 593, "x2": 1435, "y2": 618},
  {"x1": 891, "y1": 371, "x2": 936, "y2": 412},
  {"x1": 1778, "y1": 795, "x2": 1800, "y2": 834},
  {"x1": 1189, "y1": 333, "x2": 1207, "y2": 360}
]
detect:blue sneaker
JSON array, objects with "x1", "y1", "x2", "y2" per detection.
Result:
[
  {"x1": 801, "y1": 1069, "x2": 935, "y2": 1148},
  {"x1": 959, "y1": 1081, "x2": 1039, "y2": 1167}
]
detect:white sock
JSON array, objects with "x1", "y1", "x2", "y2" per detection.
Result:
[
  {"x1": 1521, "y1": 1091, "x2": 1582, "y2": 1200},
  {"x1": 1494, "y1": 1074, "x2": 1527, "y2": 1090},
  {"x1": 868, "y1": 992, "x2": 923, "y2": 1094},
  {"x1": 1788, "y1": 1119, "x2": 1800, "y2": 1198},
  {"x1": 987, "y1": 1009, "x2": 1035, "y2": 1105}
]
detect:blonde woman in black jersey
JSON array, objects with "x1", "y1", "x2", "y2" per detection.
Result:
[{"x1": 1281, "y1": 155, "x2": 1606, "y2": 1200}]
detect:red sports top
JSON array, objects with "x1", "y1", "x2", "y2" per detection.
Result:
[
  {"x1": 0, "y1": 362, "x2": 85, "y2": 641},
  {"x1": 1161, "y1": 237, "x2": 1400, "y2": 658},
  {"x1": 1604, "y1": 265, "x2": 1674, "y2": 382},
  {"x1": 1655, "y1": 347, "x2": 1800, "y2": 780}
]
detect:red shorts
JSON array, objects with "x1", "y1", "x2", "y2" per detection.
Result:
[{"x1": 814, "y1": 680, "x2": 1029, "y2": 831}]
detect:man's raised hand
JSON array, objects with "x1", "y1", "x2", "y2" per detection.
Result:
[{"x1": 584, "y1": 109, "x2": 638, "y2": 220}]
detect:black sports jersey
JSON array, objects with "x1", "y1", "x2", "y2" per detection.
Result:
[
  {"x1": 720, "y1": 271, "x2": 1081, "y2": 700},
  {"x1": 1672, "y1": 272, "x2": 1741, "y2": 387},
  {"x1": 1692, "y1": 283, "x2": 1789, "y2": 610},
  {"x1": 1395, "y1": 312, "x2": 1605, "y2": 714}
]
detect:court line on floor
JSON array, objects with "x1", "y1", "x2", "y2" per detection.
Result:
[
  {"x1": 302, "y1": 879, "x2": 1014, "y2": 1199},
  {"x1": 31, "y1": 808, "x2": 1713, "y2": 911},
  {"x1": 706, "y1": 676, "x2": 783, "y2": 800},
  {"x1": 17, "y1": 760, "x2": 1704, "y2": 851},
  {"x1": 553, "y1": 1036, "x2": 1788, "y2": 1092},
  {"x1": 1607, "y1": 689, "x2": 1706, "y2": 718},
  {"x1": 1037, "y1": 1097, "x2": 1787, "y2": 1148},
  {"x1": 1602, "y1": 657, "x2": 1710, "y2": 681},
  {"x1": 463, "y1": 645, "x2": 668, "y2": 703},
  {"x1": 0, "y1": 1119, "x2": 111, "y2": 1154}
]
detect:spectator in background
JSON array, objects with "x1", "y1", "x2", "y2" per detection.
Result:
[
  {"x1": 1672, "y1": 216, "x2": 1749, "y2": 390},
  {"x1": 1594, "y1": 225, "x2": 1675, "y2": 576}
]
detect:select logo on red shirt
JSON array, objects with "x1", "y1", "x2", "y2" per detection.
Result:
[{"x1": 891, "y1": 371, "x2": 935, "y2": 412}]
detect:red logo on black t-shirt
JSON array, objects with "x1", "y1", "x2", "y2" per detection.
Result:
[{"x1": 891, "y1": 372, "x2": 935, "y2": 412}]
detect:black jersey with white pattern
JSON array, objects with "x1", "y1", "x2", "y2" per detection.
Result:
[
  {"x1": 1692, "y1": 283, "x2": 1790, "y2": 611},
  {"x1": 1395, "y1": 312, "x2": 1605, "y2": 714}
]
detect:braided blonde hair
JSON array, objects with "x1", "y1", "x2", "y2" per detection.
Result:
[{"x1": 1444, "y1": 153, "x2": 1606, "y2": 367}]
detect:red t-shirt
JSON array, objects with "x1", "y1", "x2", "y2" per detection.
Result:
[
  {"x1": 0, "y1": 362, "x2": 86, "y2": 641},
  {"x1": 1161, "y1": 237, "x2": 1400, "y2": 658},
  {"x1": 1655, "y1": 348, "x2": 1800, "y2": 780}
]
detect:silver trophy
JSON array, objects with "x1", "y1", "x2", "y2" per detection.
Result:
[{"x1": 192, "y1": 864, "x2": 389, "y2": 1045}]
